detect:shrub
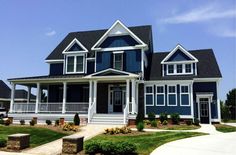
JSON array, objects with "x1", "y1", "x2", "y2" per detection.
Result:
[
  {"x1": 20, "y1": 119, "x2": 25, "y2": 125},
  {"x1": 143, "y1": 120, "x2": 151, "y2": 125},
  {"x1": 148, "y1": 112, "x2": 156, "y2": 121},
  {"x1": 55, "y1": 119, "x2": 59, "y2": 126},
  {"x1": 85, "y1": 141, "x2": 101, "y2": 154},
  {"x1": 0, "y1": 119, "x2": 4, "y2": 125},
  {"x1": 62, "y1": 123, "x2": 78, "y2": 132},
  {"x1": 135, "y1": 112, "x2": 144, "y2": 125},
  {"x1": 73, "y1": 113, "x2": 80, "y2": 126},
  {"x1": 29, "y1": 119, "x2": 36, "y2": 126},
  {"x1": 170, "y1": 113, "x2": 180, "y2": 125},
  {"x1": 136, "y1": 122, "x2": 144, "y2": 131},
  {"x1": 162, "y1": 120, "x2": 168, "y2": 125},
  {"x1": 186, "y1": 120, "x2": 193, "y2": 126},
  {"x1": 104, "y1": 126, "x2": 131, "y2": 135},
  {"x1": 193, "y1": 118, "x2": 200, "y2": 126},
  {"x1": 151, "y1": 120, "x2": 157, "y2": 127},
  {"x1": 4, "y1": 119, "x2": 11, "y2": 126},
  {"x1": 46, "y1": 120, "x2": 52, "y2": 125},
  {"x1": 0, "y1": 138, "x2": 7, "y2": 147},
  {"x1": 116, "y1": 141, "x2": 137, "y2": 154},
  {"x1": 160, "y1": 112, "x2": 168, "y2": 123}
]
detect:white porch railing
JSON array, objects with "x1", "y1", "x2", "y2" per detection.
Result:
[
  {"x1": 123, "y1": 102, "x2": 130, "y2": 124},
  {"x1": 88, "y1": 102, "x2": 96, "y2": 123},
  {"x1": 66, "y1": 102, "x2": 89, "y2": 113},
  {"x1": 39, "y1": 103, "x2": 63, "y2": 113},
  {"x1": 13, "y1": 103, "x2": 36, "y2": 113}
]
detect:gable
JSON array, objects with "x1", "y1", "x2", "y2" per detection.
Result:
[
  {"x1": 167, "y1": 49, "x2": 193, "y2": 61},
  {"x1": 67, "y1": 43, "x2": 83, "y2": 51},
  {"x1": 62, "y1": 38, "x2": 88, "y2": 54},
  {"x1": 94, "y1": 70, "x2": 128, "y2": 76}
]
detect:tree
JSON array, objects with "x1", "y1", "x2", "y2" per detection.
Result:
[
  {"x1": 225, "y1": 88, "x2": 236, "y2": 120},
  {"x1": 220, "y1": 100, "x2": 230, "y2": 122}
]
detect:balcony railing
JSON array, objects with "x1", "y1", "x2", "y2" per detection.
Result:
[{"x1": 12, "y1": 102, "x2": 89, "y2": 114}]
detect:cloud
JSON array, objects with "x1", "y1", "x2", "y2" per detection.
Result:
[
  {"x1": 162, "y1": 5, "x2": 236, "y2": 24},
  {"x1": 45, "y1": 30, "x2": 56, "y2": 36},
  {"x1": 209, "y1": 26, "x2": 236, "y2": 38}
]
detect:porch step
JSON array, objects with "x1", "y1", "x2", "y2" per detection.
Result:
[{"x1": 90, "y1": 114, "x2": 125, "y2": 125}]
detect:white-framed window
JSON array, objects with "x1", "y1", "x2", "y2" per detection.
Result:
[
  {"x1": 167, "y1": 85, "x2": 177, "y2": 106},
  {"x1": 185, "y1": 64, "x2": 192, "y2": 73},
  {"x1": 168, "y1": 64, "x2": 174, "y2": 74},
  {"x1": 66, "y1": 54, "x2": 85, "y2": 74},
  {"x1": 180, "y1": 85, "x2": 190, "y2": 106},
  {"x1": 156, "y1": 85, "x2": 165, "y2": 106},
  {"x1": 177, "y1": 64, "x2": 183, "y2": 73},
  {"x1": 113, "y1": 51, "x2": 123, "y2": 70},
  {"x1": 167, "y1": 63, "x2": 193, "y2": 75},
  {"x1": 145, "y1": 85, "x2": 154, "y2": 106}
]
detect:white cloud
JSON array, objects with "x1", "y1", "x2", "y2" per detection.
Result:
[
  {"x1": 209, "y1": 26, "x2": 236, "y2": 38},
  {"x1": 45, "y1": 30, "x2": 56, "y2": 36},
  {"x1": 163, "y1": 5, "x2": 236, "y2": 24}
]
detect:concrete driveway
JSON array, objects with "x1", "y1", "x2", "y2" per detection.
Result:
[{"x1": 151, "y1": 132, "x2": 236, "y2": 155}]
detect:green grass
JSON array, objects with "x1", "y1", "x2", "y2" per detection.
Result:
[
  {"x1": 158, "y1": 125, "x2": 200, "y2": 130},
  {"x1": 85, "y1": 132, "x2": 206, "y2": 155},
  {"x1": 0, "y1": 125, "x2": 68, "y2": 148},
  {"x1": 214, "y1": 124, "x2": 236, "y2": 133},
  {"x1": 223, "y1": 120, "x2": 236, "y2": 123}
]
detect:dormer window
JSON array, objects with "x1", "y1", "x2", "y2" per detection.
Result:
[
  {"x1": 177, "y1": 64, "x2": 183, "y2": 73},
  {"x1": 66, "y1": 55, "x2": 84, "y2": 74},
  {"x1": 168, "y1": 65, "x2": 174, "y2": 74},
  {"x1": 113, "y1": 51, "x2": 123, "y2": 70},
  {"x1": 185, "y1": 64, "x2": 192, "y2": 73}
]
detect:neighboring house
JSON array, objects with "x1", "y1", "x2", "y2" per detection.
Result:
[
  {"x1": 0, "y1": 80, "x2": 36, "y2": 111},
  {"x1": 8, "y1": 20, "x2": 222, "y2": 124}
]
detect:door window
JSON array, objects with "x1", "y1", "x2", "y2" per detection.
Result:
[{"x1": 200, "y1": 98, "x2": 209, "y2": 117}]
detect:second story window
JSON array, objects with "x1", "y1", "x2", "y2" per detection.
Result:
[
  {"x1": 113, "y1": 51, "x2": 123, "y2": 70},
  {"x1": 185, "y1": 64, "x2": 192, "y2": 73},
  {"x1": 168, "y1": 64, "x2": 174, "y2": 74},
  {"x1": 66, "y1": 55, "x2": 84, "y2": 74},
  {"x1": 177, "y1": 64, "x2": 183, "y2": 73}
]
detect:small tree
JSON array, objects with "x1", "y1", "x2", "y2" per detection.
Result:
[
  {"x1": 74, "y1": 113, "x2": 80, "y2": 126},
  {"x1": 135, "y1": 113, "x2": 144, "y2": 125},
  {"x1": 225, "y1": 88, "x2": 236, "y2": 120},
  {"x1": 220, "y1": 100, "x2": 230, "y2": 122}
]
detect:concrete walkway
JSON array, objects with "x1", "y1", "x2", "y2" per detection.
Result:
[
  {"x1": 151, "y1": 132, "x2": 236, "y2": 155},
  {"x1": 224, "y1": 123, "x2": 236, "y2": 127}
]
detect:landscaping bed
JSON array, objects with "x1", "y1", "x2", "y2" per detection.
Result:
[{"x1": 214, "y1": 124, "x2": 236, "y2": 133}]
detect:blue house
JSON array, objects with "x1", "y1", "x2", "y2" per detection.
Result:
[{"x1": 8, "y1": 20, "x2": 222, "y2": 124}]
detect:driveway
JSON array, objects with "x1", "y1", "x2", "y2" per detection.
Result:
[{"x1": 151, "y1": 132, "x2": 236, "y2": 155}]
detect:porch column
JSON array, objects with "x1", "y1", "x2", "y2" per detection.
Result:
[
  {"x1": 135, "y1": 82, "x2": 139, "y2": 113},
  {"x1": 35, "y1": 83, "x2": 40, "y2": 113},
  {"x1": 9, "y1": 83, "x2": 16, "y2": 113},
  {"x1": 62, "y1": 82, "x2": 67, "y2": 114},
  {"x1": 89, "y1": 81, "x2": 93, "y2": 106},
  {"x1": 93, "y1": 80, "x2": 97, "y2": 113},
  {"x1": 126, "y1": 79, "x2": 130, "y2": 112},
  {"x1": 27, "y1": 86, "x2": 31, "y2": 103},
  {"x1": 131, "y1": 79, "x2": 136, "y2": 114},
  {"x1": 190, "y1": 83, "x2": 194, "y2": 120}
]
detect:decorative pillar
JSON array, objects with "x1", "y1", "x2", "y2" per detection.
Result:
[
  {"x1": 93, "y1": 80, "x2": 97, "y2": 113},
  {"x1": 62, "y1": 82, "x2": 67, "y2": 114},
  {"x1": 9, "y1": 83, "x2": 15, "y2": 113},
  {"x1": 131, "y1": 79, "x2": 136, "y2": 114},
  {"x1": 89, "y1": 81, "x2": 93, "y2": 106},
  {"x1": 217, "y1": 80, "x2": 221, "y2": 122},
  {"x1": 126, "y1": 79, "x2": 130, "y2": 112},
  {"x1": 27, "y1": 86, "x2": 31, "y2": 103},
  {"x1": 35, "y1": 83, "x2": 40, "y2": 113},
  {"x1": 135, "y1": 82, "x2": 139, "y2": 113},
  {"x1": 190, "y1": 83, "x2": 194, "y2": 120}
]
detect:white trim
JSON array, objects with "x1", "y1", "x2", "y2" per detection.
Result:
[
  {"x1": 95, "y1": 45, "x2": 145, "y2": 52},
  {"x1": 167, "y1": 85, "x2": 177, "y2": 106},
  {"x1": 166, "y1": 63, "x2": 193, "y2": 75},
  {"x1": 144, "y1": 80, "x2": 193, "y2": 84},
  {"x1": 180, "y1": 84, "x2": 190, "y2": 106},
  {"x1": 190, "y1": 82, "x2": 194, "y2": 119},
  {"x1": 193, "y1": 78, "x2": 222, "y2": 82},
  {"x1": 161, "y1": 44, "x2": 198, "y2": 64},
  {"x1": 113, "y1": 52, "x2": 123, "y2": 71},
  {"x1": 86, "y1": 57, "x2": 95, "y2": 60},
  {"x1": 45, "y1": 59, "x2": 64, "y2": 63},
  {"x1": 91, "y1": 20, "x2": 147, "y2": 50},
  {"x1": 145, "y1": 114, "x2": 193, "y2": 119},
  {"x1": 216, "y1": 80, "x2": 221, "y2": 122},
  {"x1": 65, "y1": 54, "x2": 85, "y2": 74},
  {"x1": 144, "y1": 85, "x2": 154, "y2": 106},
  {"x1": 113, "y1": 51, "x2": 124, "y2": 54},
  {"x1": 62, "y1": 38, "x2": 88, "y2": 54},
  {"x1": 141, "y1": 48, "x2": 144, "y2": 79},
  {"x1": 156, "y1": 85, "x2": 165, "y2": 106}
]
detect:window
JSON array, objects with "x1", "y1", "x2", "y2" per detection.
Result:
[
  {"x1": 113, "y1": 52, "x2": 123, "y2": 70},
  {"x1": 185, "y1": 64, "x2": 192, "y2": 73},
  {"x1": 145, "y1": 86, "x2": 154, "y2": 106},
  {"x1": 180, "y1": 85, "x2": 190, "y2": 106},
  {"x1": 168, "y1": 65, "x2": 174, "y2": 74},
  {"x1": 66, "y1": 55, "x2": 84, "y2": 73},
  {"x1": 156, "y1": 85, "x2": 165, "y2": 106},
  {"x1": 168, "y1": 85, "x2": 177, "y2": 106},
  {"x1": 177, "y1": 64, "x2": 183, "y2": 73}
]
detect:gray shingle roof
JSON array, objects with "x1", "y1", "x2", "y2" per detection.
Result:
[
  {"x1": 0, "y1": 80, "x2": 11, "y2": 99},
  {"x1": 148, "y1": 49, "x2": 222, "y2": 80},
  {"x1": 46, "y1": 25, "x2": 152, "y2": 60}
]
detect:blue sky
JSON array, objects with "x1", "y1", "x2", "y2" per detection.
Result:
[{"x1": 0, "y1": 0, "x2": 235, "y2": 100}]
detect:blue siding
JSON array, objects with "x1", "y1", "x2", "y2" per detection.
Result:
[
  {"x1": 96, "y1": 52, "x2": 112, "y2": 71},
  {"x1": 167, "y1": 49, "x2": 192, "y2": 61},
  {"x1": 99, "y1": 35, "x2": 138, "y2": 48},
  {"x1": 87, "y1": 61, "x2": 95, "y2": 74},
  {"x1": 50, "y1": 63, "x2": 63, "y2": 75}
]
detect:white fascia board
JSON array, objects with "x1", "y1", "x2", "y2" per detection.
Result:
[
  {"x1": 62, "y1": 38, "x2": 88, "y2": 54},
  {"x1": 45, "y1": 59, "x2": 64, "y2": 63},
  {"x1": 144, "y1": 80, "x2": 193, "y2": 84},
  {"x1": 161, "y1": 44, "x2": 199, "y2": 64},
  {"x1": 193, "y1": 78, "x2": 222, "y2": 82},
  {"x1": 91, "y1": 20, "x2": 146, "y2": 50}
]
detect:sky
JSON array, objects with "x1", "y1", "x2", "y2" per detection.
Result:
[{"x1": 0, "y1": 0, "x2": 235, "y2": 100}]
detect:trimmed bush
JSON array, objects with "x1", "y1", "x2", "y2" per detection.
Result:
[
  {"x1": 46, "y1": 120, "x2": 52, "y2": 125},
  {"x1": 136, "y1": 122, "x2": 144, "y2": 131},
  {"x1": 170, "y1": 113, "x2": 180, "y2": 125},
  {"x1": 160, "y1": 112, "x2": 168, "y2": 123},
  {"x1": 4, "y1": 119, "x2": 11, "y2": 126},
  {"x1": 29, "y1": 119, "x2": 36, "y2": 126},
  {"x1": 104, "y1": 126, "x2": 131, "y2": 135},
  {"x1": 143, "y1": 120, "x2": 151, "y2": 125},
  {"x1": 0, "y1": 119, "x2": 4, "y2": 125},
  {"x1": 73, "y1": 113, "x2": 80, "y2": 126},
  {"x1": 116, "y1": 141, "x2": 137, "y2": 154},
  {"x1": 55, "y1": 119, "x2": 59, "y2": 126},
  {"x1": 162, "y1": 120, "x2": 168, "y2": 125},
  {"x1": 193, "y1": 118, "x2": 200, "y2": 126},
  {"x1": 148, "y1": 112, "x2": 156, "y2": 121},
  {"x1": 186, "y1": 120, "x2": 193, "y2": 126},
  {"x1": 20, "y1": 119, "x2": 25, "y2": 125},
  {"x1": 85, "y1": 141, "x2": 101, "y2": 154},
  {"x1": 151, "y1": 120, "x2": 157, "y2": 127},
  {"x1": 62, "y1": 123, "x2": 78, "y2": 132},
  {"x1": 135, "y1": 112, "x2": 144, "y2": 125},
  {"x1": 0, "y1": 138, "x2": 7, "y2": 147}
]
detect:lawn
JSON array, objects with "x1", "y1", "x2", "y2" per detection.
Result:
[
  {"x1": 0, "y1": 125, "x2": 68, "y2": 148},
  {"x1": 85, "y1": 131, "x2": 206, "y2": 155},
  {"x1": 157, "y1": 124, "x2": 200, "y2": 130},
  {"x1": 222, "y1": 119, "x2": 236, "y2": 123},
  {"x1": 214, "y1": 124, "x2": 236, "y2": 133}
]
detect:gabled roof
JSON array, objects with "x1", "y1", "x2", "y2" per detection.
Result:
[
  {"x1": 46, "y1": 25, "x2": 152, "y2": 60},
  {"x1": 62, "y1": 38, "x2": 88, "y2": 54},
  {"x1": 161, "y1": 44, "x2": 198, "y2": 64},
  {"x1": 148, "y1": 49, "x2": 222, "y2": 80}
]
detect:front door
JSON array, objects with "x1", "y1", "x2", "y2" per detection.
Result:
[
  {"x1": 113, "y1": 90, "x2": 123, "y2": 112},
  {"x1": 199, "y1": 98, "x2": 210, "y2": 124}
]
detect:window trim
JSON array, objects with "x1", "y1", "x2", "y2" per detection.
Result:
[
  {"x1": 65, "y1": 54, "x2": 85, "y2": 74},
  {"x1": 113, "y1": 51, "x2": 123, "y2": 70},
  {"x1": 167, "y1": 85, "x2": 177, "y2": 106},
  {"x1": 166, "y1": 63, "x2": 193, "y2": 75},
  {"x1": 156, "y1": 85, "x2": 165, "y2": 106},
  {"x1": 145, "y1": 85, "x2": 154, "y2": 106},
  {"x1": 180, "y1": 84, "x2": 190, "y2": 106}
]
